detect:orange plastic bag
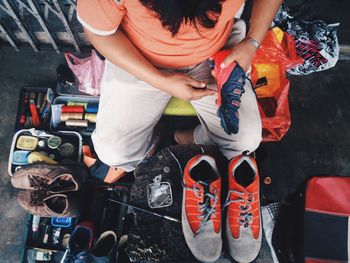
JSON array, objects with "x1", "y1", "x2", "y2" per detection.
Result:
[{"x1": 251, "y1": 28, "x2": 303, "y2": 142}]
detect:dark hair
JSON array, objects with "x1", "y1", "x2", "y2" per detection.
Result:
[{"x1": 140, "y1": 0, "x2": 224, "y2": 36}]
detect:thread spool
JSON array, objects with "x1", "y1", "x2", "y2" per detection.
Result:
[
  {"x1": 86, "y1": 104, "x2": 99, "y2": 113},
  {"x1": 61, "y1": 106, "x2": 85, "y2": 113},
  {"x1": 60, "y1": 112, "x2": 84, "y2": 122},
  {"x1": 65, "y1": 119, "x2": 88, "y2": 127},
  {"x1": 84, "y1": 113, "x2": 97, "y2": 123},
  {"x1": 67, "y1": 102, "x2": 88, "y2": 109}
]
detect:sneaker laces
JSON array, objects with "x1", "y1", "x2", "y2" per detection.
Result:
[
  {"x1": 185, "y1": 181, "x2": 219, "y2": 236},
  {"x1": 224, "y1": 190, "x2": 254, "y2": 228},
  {"x1": 28, "y1": 175, "x2": 51, "y2": 191},
  {"x1": 29, "y1": 191, "x2": 48, "y2": 207}
]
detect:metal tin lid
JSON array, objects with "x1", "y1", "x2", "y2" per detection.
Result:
[
  {"x1": 59, "y1": 143, "x2": 75, "y2": 157},
  {"x1": 47, "y1": 136, "x2": 62, "y2": 149}
]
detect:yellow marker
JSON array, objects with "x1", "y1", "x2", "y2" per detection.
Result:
[
  {"x1": 27, "y1": 152, "x2": 58, "y2": 164},
  {"x1": 16, "y1": 136, "x2": 39, "y2": 151}
]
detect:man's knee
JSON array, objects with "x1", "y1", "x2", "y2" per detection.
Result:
[
  {"x1": 235, "y1": 127, "x2": 262, "y2": 154},
  {"x1": 92, "y1": 129, "x2": 146, "y2": 169}
]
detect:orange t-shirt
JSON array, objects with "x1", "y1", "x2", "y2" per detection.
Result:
[{"x1": 77, "y1": 0, "x2": 244, "y2": 68}]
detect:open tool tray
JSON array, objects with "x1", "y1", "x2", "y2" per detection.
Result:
[
  {"x1": 8, "y1": 129, "x2": 82, "y2": 176},
  {"x1": 15, "y1": 87, "x2": 51, "y2": 131},
  {"x1": 50, "y1": 96, "x2": 99, "y2": 137},
  {"x1": 20, "y1": 183, "x2": 130, "y2": 263},
  {"x1": 21, "y1": 215, "x2": 77, "y2": 263}
]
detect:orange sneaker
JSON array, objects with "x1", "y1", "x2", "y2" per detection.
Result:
[
  {"x1": 182, "y1": 154, "x2": 222, "y2": 262},
  {"x1": 225, "y1": 155, "x2": 262, "y2": 263}
]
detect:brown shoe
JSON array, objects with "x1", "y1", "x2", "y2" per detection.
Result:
[
  {"x1": 11, "y1": 163, "x2": 87, "y2": 193},
  {"x1": 17, "y1": 190, "x2": 80, "y2": 217}
]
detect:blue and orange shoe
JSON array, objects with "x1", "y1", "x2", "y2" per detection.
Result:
[{"x1": 211, "y1": 50, "x2": 246, "y2": 135}]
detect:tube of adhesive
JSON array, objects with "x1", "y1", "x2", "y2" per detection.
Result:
[{"x1": 32, "y1": 215, "x2": 40, "y2": 232}]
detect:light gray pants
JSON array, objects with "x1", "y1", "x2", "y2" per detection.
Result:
[{"x1": 92, "y1": 20, "x2": 262, "y2": 172}]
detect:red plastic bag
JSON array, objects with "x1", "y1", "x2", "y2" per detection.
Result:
[
  {"x1": 251, "y1": 28, "x2": 302, "y2": 142},
  {"x1": 65, "y1": 50, "x2": 105, "y2": 96}
]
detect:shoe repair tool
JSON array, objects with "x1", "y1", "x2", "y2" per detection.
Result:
[
  {"x1": 12, "y1": 150, "x2": 30, "y2": 165},
  {"x1": 32, "y1": 215, "x2": 40, "y2": 232},
  {"x1": 147, "y1": 175, "x2": 173, "y2": 209},
  {"x1": 39, "y1": 94, "x2": 47, "y2": 115},
  {"x1": 27, "y1": 152, "x2": 58, "y2": 164},
  {"x1": 47, "y1": 136, "x2": 62, "y2": 149},
  {"x1": 31, "y1": 215, "x2": 41, "y2": 245},
  {"x1": 108, "y1": 198, "x2": 181, "y2": 223},
  {"x1": 43, "y1": 225, "x2": 50, "y2": 244},
  {"x1": 32, "y1": 249, "x2": 53, "y2": 261},
  {"x1": 29, "y1": 92, "x2": 41, "y2": 128},
  {"x1": 41, "y1": 100, "x2": 51, "y2": 125},
  {"x1": 16, "y1": 135, "x2": 39, "y2": 150},
  {"x1": 51, "y1": 227, "x2": 61, "y2": 245},
  {"x1": 62, "y1": 233, "x2": 70, "y2": 249},
  {"x1": 20, "y1": 92, "x2": 29, "y2": 127},
  {"x1": 36, "y1": 93, "x2": 44, "y2": 109}
]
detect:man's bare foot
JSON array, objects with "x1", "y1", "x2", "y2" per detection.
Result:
[{"x1": 174, "y1": 129, "x2": 195, "y2": 145}]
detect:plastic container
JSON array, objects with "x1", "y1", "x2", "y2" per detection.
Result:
[
  {"x1": 50, "y1": 95, "x2": 99, "y2": 137},
  {"x1": 8, "y1": 128, "x2": 82, "y2": 176},
  {"x1": 15, "y1": 87, "x2": 51, "y2": 131}
]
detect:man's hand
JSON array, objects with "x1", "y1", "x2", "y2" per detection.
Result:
[
  {"x1": 158, "y1": 72, "x2": 217, "y2": 101},
  {"x1": 220, "y1": 39, "x2": 258, "y2": 72}
]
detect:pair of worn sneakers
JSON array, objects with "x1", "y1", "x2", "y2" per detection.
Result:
[
  {"x1": 60, "y1": 222, "x2": 118, "y2": 263},
  {"x1": 11, "y1": 163, "x2": 88, "y2": 217},
  {"x1": 182, "y1": 154, "x2": 261, "y2": 263}
]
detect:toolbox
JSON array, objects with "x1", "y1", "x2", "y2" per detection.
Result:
[
  {"x1": 48, "y1": 82, "x2": 99, "y2": 137},
  {"x1": 50, "y1": 95, "x2": 99, "y2": 137}
]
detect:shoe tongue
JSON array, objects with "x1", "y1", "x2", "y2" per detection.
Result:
[
  {"x1": 233, "y1": 160, "x2": 256, "y2": 188},
  {"x1": 190, "y1": 160, "x2": 218, "y2": 185},
  {"x1": 51, "y1": 174, "x2": 76, "y2": 192}
]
